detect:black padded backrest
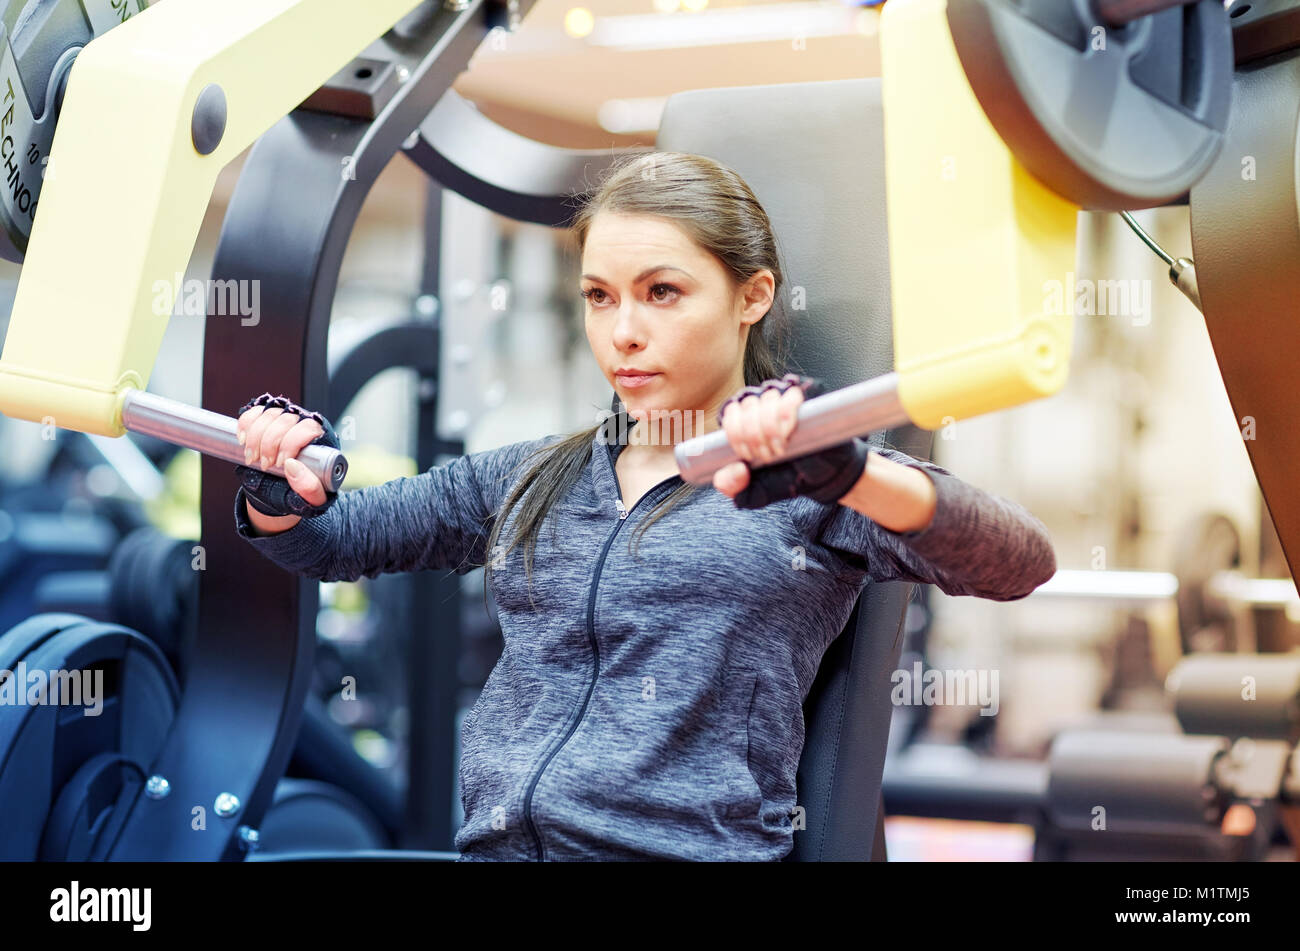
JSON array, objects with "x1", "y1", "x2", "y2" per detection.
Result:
[{"x1": 656, "y1": 78, "x2": 934, "y2": 861}]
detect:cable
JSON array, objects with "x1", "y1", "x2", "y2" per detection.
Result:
[
  {"x1": 1119, "y1": 210, "x2": 1175, "y2": 266},
  {"x1": 1117, "y1": 210, "x2": 1202, "y2": 312}
]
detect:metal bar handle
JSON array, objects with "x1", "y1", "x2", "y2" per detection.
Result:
[
  {"x1": 673, "y1": 372, "x2": 910, "y2": 485},
  {"x1": 120, "y1": 388, "x2": 348, "y2": 493}
]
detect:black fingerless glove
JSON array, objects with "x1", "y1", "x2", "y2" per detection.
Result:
[
  {"x1": 235, "y1": 392, "x2": 340, "y2": 518},
  {"x1": 717, "y1": 374, "x2": 869, "y2": 510}
]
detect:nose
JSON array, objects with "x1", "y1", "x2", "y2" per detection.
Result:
[{"x1": 610, "y1": 303, "x2": 647, "y2": 353}]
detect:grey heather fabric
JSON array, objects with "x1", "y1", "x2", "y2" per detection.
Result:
[{"x1": 233, "y1": 414, "x2": 1056, "y2": 861}]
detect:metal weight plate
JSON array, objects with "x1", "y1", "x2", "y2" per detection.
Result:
[
  {"x1": 143, "y1": 529, "x2": 198, "y2": 682},
  {"x1": 947, "y1": 0, "x2": 1234, "y2": 210},
  {"x1": 0, "y1": 0, "x2": 151, "y2": 263},
  {"x1": 106, "y1": 524, "x2": 151, "y2": 630},
  {"x1": 132, "y1": 526, "x2": 174, "y2": 642},
  {"x1": 106, "y1": 525, "x2": 198, "y2": 679},
  {"x1": 0, "y1": 616, "x2": 179, "y2": 859},
  {"x1": 39, "y1": 749, "x2": 145, "y2": 860},
  {"x1": 0, "y1": 610, "x2": 92, "y2": 669}
]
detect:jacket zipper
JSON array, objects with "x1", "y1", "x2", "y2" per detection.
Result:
[{"x1": 520, "y1": 471, "x2": 682, "y2": 861}]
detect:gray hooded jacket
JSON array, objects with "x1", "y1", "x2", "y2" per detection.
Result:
[{"x1": 234, "y1": 411, "x2": 1056, "y2": 861}]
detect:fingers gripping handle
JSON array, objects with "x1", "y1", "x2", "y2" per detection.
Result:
[
  {"x1": 120, "y1": 388, "x2": 348, "y2": 492},
  {"x1": 673, "y1": 373, "x2": 910, "y2": 486}
]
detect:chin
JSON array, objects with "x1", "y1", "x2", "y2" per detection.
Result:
[
  {"x1": 621, "y1": 399, "x2": 649, "y2": 421},
  {"x1": 615, "y1": 379, "x2": 685, "y2": 422},
  {"x1": 622, "y1": 396, "x2": 699, "y2": 442}
]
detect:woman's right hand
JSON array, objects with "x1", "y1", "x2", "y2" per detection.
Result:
[{"x1": 236, "y1": 400, "x2": 331, "y2": 534}]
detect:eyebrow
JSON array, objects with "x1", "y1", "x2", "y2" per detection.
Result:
[{"x1": 580, "y1": 265, "x2": 692, "y2": 284}]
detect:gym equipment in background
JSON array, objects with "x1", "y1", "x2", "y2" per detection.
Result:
[
  {"x1": 0, "y1": 614, "x2": 178, "y2": 861},
  {"x1": 0, "y1": 506, "x2": 116, "y2": 634},
  {"x1": 880, "y1": 508, "x2": 1300, "y2": 860},
  {"x1": 15, "y1": 299, "x2": 464, "y2": 855},
  {"x1": 883, "y1": 652, "x2": 1300, "y2": 861},
  {"x1": 0, "y1": 418, "x2": 173, "y2": 633},
  {"x1": 0, "y1": 610, "x2": 397, "y2": 859}
]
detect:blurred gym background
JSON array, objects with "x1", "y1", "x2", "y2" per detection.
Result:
[{"x1": 0, "y1": 0, "x2": 1291, "y2": 860}]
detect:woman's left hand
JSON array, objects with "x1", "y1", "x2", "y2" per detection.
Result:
[
  {"x1": 713, "y1": 373, "x2": 807, "y2": 498},
  {"x1": 713, "y1": 374, "x2": 870, "y2": 509}
]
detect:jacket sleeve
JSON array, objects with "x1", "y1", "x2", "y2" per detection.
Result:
[
  {"x1": 232, "y1": 433, "x2": 562, "y2": 582},
  {"x1": 796, "y1": 446, "x2": 1057, "y2": 601}
]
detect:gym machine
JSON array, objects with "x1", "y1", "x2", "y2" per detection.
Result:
[
  {"x1": 883, "y1": 651, "x2": 1300, "y2": 861},
  {"x1": 23, "y1": 296, "x2": 461, "y2": 854},
  {"x1": 882, "y1": 494, "x2": 1300, "y2": 860},
  {"x1": 0, "y1": 0, "x2": 1296, "y2": 859}
]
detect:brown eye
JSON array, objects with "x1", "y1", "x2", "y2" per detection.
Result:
[
  {"x1": 582, "y1": 288, "x2": 608, "y2": 304},
  {"x1": 650, "y1": 283, "x2": 679, "y2": 302}
]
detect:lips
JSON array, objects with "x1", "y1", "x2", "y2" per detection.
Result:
[{"x1": 615, "y1": 371, "x2": 660, "y2": 388}]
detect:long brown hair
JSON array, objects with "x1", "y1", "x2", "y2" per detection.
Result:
[{"x1": 482, "y1": 151, "x2": 793, "y2": 607}]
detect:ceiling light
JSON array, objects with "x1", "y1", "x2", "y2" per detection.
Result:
[{"x1": 564, "y1": 6, "x2": 596, "y2": 38}]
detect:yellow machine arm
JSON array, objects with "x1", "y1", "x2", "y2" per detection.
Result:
[
  {"x1": 881, "y1": 0, "x2": 1078, "y2": 431},
  {"x1": 674, "y1": 0, "x2": 1081, "y2": 483},
  {"x1": 0, "y1": 0, "x2": 422, "y2": 437}
]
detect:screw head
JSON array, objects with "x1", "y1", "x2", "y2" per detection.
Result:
[
  {"x1": 214, "y1": 792, "x2": 241, "y2": 817},
  {"x1": 144, "y1": 775, "x2": 170, "y2": 800},
  {"x1": 191, "y1": 83, "x2": 228, "y2": 156}
]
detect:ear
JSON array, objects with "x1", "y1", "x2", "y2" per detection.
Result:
[{"x1": 737, "y1": 269, "x2": 775, "y2": 326}]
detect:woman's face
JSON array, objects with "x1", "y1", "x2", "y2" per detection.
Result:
[{"x1": 580, "y1": 211, "x2": 773, "y2": 441}]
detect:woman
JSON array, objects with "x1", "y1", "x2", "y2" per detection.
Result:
[{"x1": 232, "y1": 151, "x2": 1056, "y2": 861}]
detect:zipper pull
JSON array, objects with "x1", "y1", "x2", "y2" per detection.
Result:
[{"x1": 615, "y1": 498, "x2": 627, "y2": 520}]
